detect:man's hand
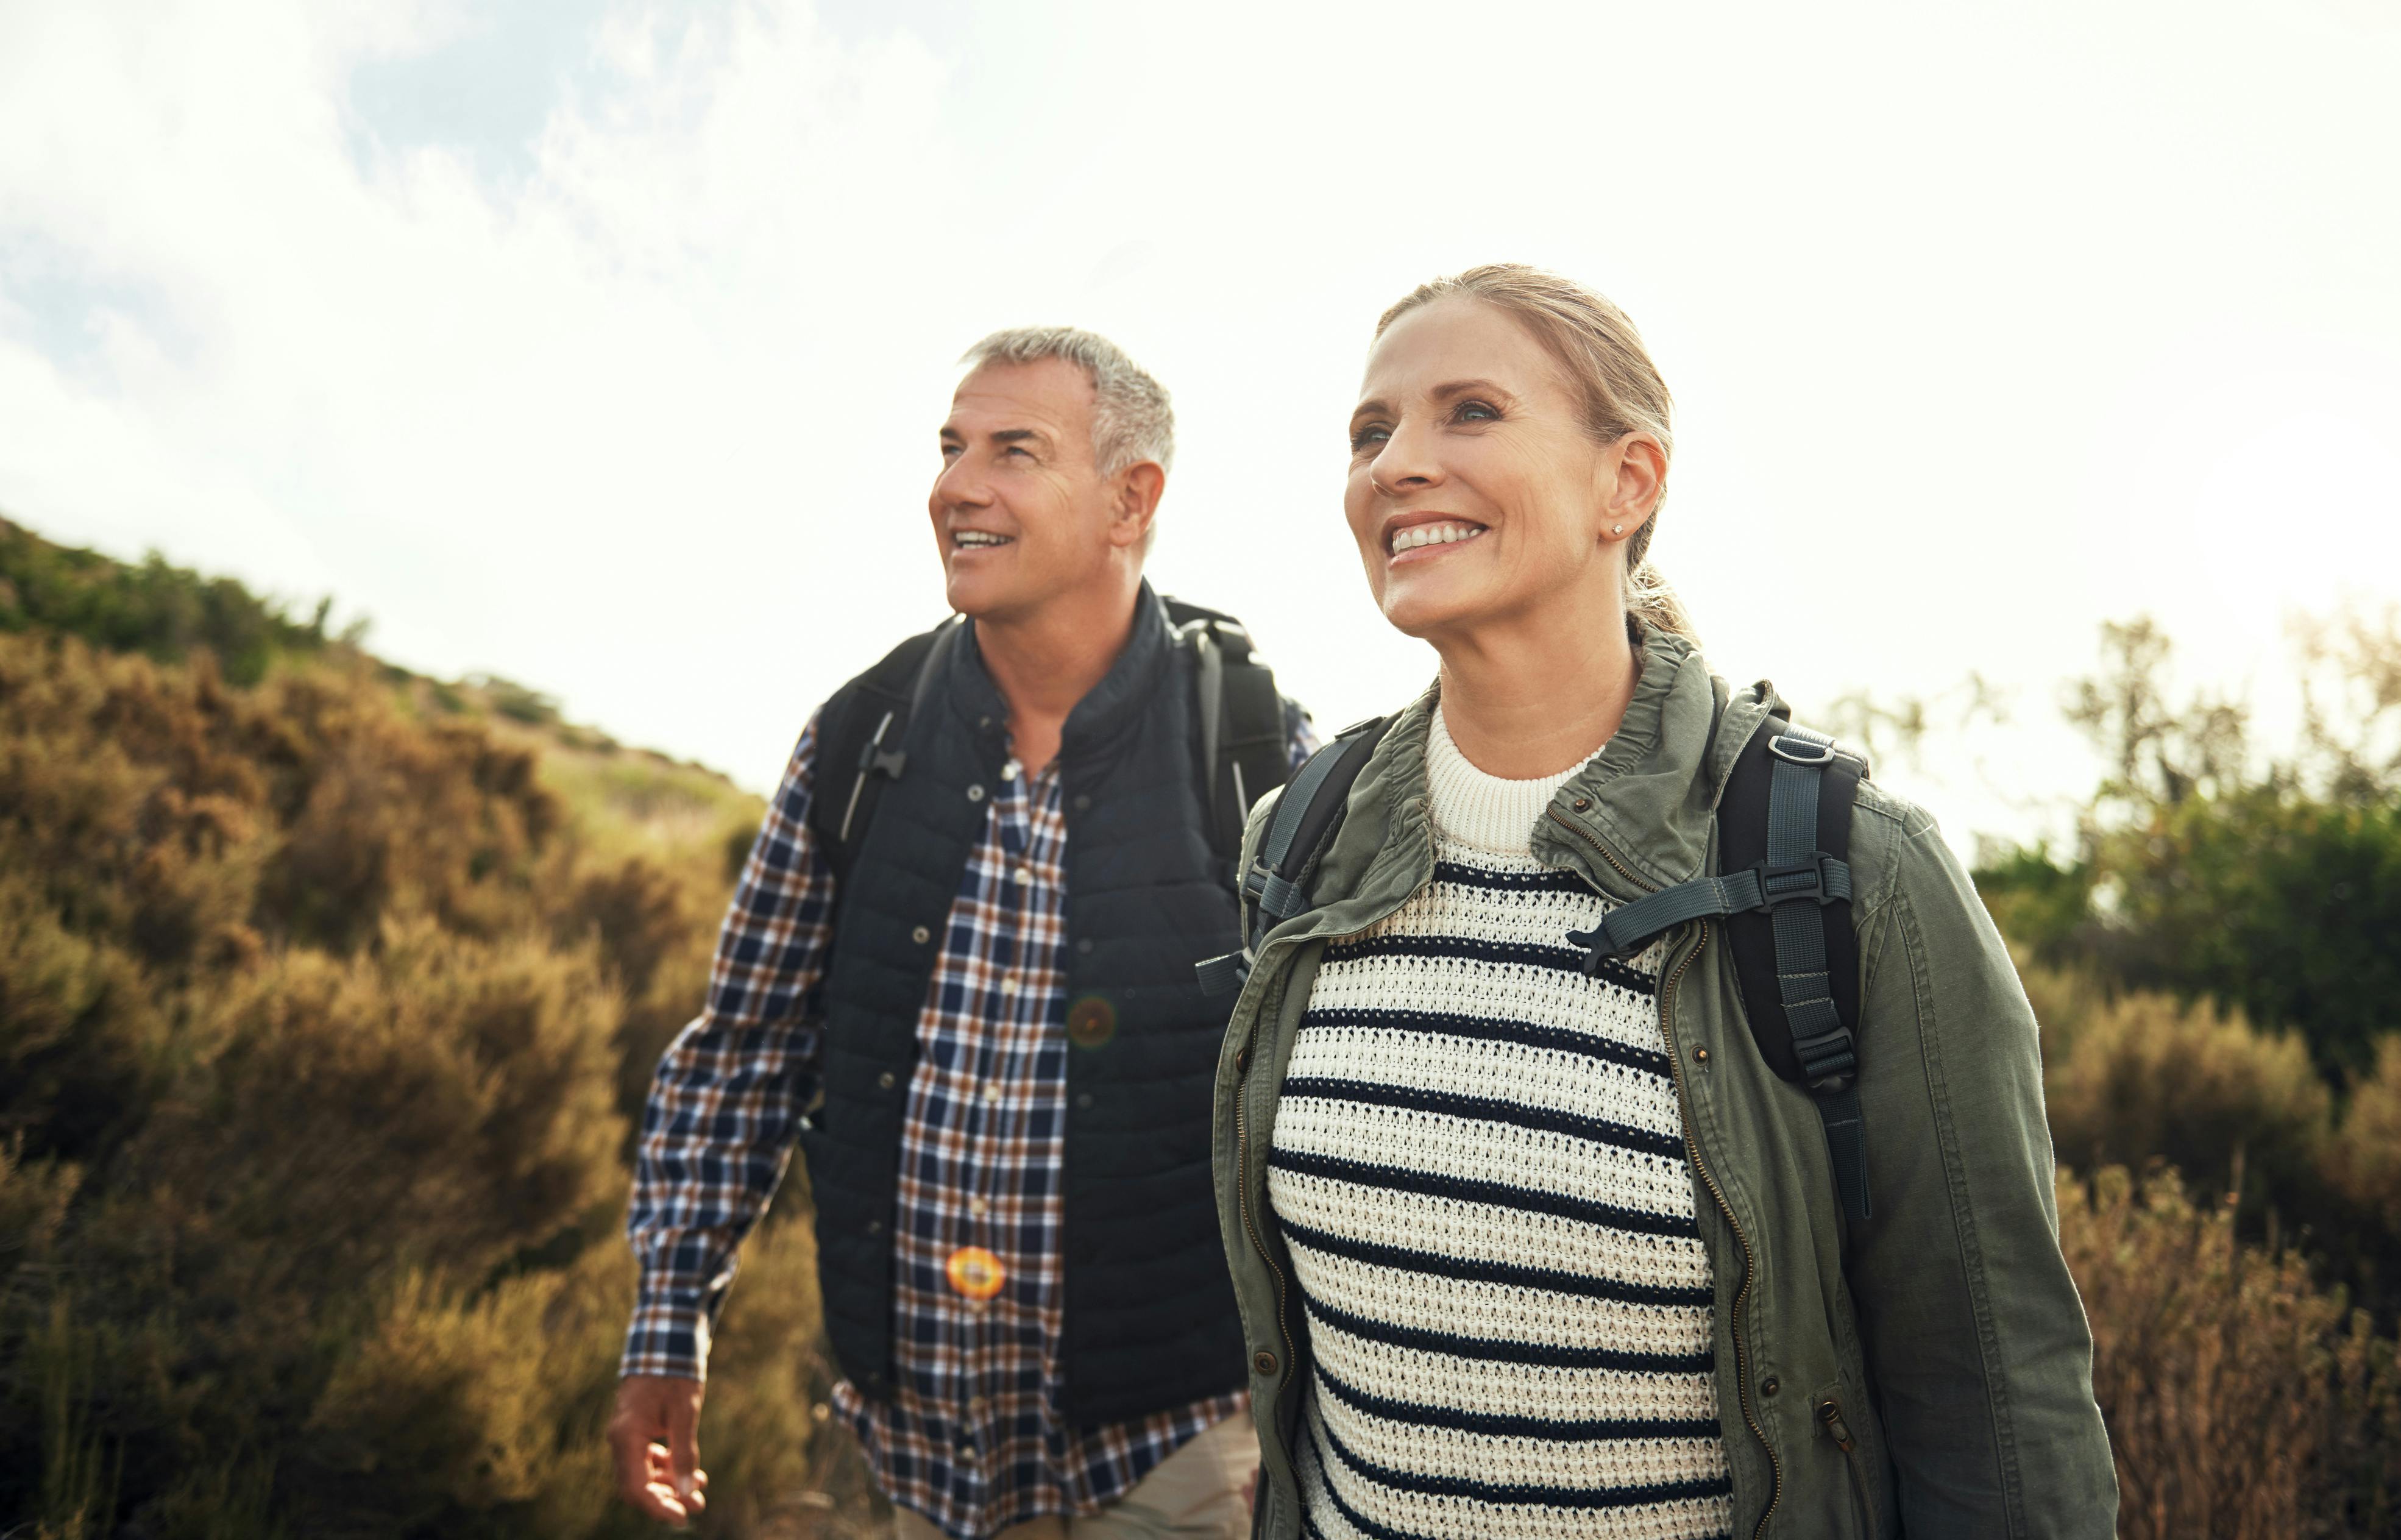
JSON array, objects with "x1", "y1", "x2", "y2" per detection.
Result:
[{"x1": 608, "y1": 1374, "x2": 710, "y2": 1526}]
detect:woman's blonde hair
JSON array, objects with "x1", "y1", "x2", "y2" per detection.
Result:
[{"x1": 1375, "y1": 264, "x2": 1695, "y2": 639}]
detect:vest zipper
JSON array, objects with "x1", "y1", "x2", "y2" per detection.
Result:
[
  {"x1": 1817, "y1": 1396, "x2": 1874, "y2": 1535},
  {"x1": 1544, "y1": 813, "x2": 1784, "y2": 1540}
]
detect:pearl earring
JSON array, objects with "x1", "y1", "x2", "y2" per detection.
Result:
[{"x1": 1612, "y1": 523, "x2": 1625, "y2": 535}]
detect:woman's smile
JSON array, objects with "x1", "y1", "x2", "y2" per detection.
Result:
[{"x1": 1383, "y1": 514, "x2": 1489, "y2": 564}]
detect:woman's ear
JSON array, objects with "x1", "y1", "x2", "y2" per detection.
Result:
[{"x1": 1601, "y1": 433, "x2": 1666, "y2": 540}]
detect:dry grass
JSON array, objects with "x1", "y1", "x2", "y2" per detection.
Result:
[{"x1": 2060, "y1": 1166, "x2": 2401, "y2": 1538}]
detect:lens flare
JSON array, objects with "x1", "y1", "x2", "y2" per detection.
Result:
[{"x1": 946, "y1": 1245, "x2": 1006, "y2": 1302}]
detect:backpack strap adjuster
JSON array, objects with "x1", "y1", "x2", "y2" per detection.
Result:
[
  {"x1": 1767, "y1": 732, "x2": 1838, "y2": 766},
  {"x1": 1751, "y1": 852, "x2": 1851, "y2": 910}
]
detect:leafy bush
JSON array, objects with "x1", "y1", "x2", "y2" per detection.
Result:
[{"x1": 0, "y1": 516, "x2": 334, "y2": 686}]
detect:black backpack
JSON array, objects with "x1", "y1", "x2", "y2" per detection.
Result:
[
  {"x1": 1198, "y1": 709, "x2": 1873, "y2": 1222},
  {"x1": 808, "y1": 598, "x2": 1294, "y2": 888}
]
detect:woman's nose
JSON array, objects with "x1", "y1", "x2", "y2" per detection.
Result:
[{"x1": 1369, "y1": 419, "x2": 1442, "y2": 495}]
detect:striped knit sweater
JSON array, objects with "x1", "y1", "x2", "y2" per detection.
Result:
[{"x1": 1268, "y1": 705, "x2": 1733, "y2": 1540}]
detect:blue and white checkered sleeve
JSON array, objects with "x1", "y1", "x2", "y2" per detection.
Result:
[
  {"x1": 622, "y1": 714, "x2": 837, "y2": 1382},
  {"x1": 1282, "y1": 697, "x2": 1319, "y2": 770}
]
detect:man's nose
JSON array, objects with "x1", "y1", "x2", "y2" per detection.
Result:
[{"x1": 932, "y1": 456, "x2": 993, "y2": 510}]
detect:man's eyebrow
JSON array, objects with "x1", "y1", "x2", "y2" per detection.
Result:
[{"x1": 990, "y1": 427, "x2": 1049, "y2": 445}]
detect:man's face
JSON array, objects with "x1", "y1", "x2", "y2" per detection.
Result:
[{"x1": 930, "y1": 358, "x2": 1122, "y2": 622}]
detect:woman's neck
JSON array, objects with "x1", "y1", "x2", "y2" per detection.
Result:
[{"x1": 1431, "y1": 596, "x2": 1639, "y2": 780}]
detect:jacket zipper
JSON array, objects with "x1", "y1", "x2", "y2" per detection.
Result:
[
  {"x1": 1232, "y1": 1005, "x2": 1294, "y2": 1416},
  {"x1": 1547, "y1": 812, "x2": 1783, "y2": 1539},
  {"x1": 1817, "y1": 1396, "x2": 1874, "y2": 1535}
]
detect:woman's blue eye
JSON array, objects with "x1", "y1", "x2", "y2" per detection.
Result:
[
  {"x1": 1349, "y1": 425, "x2": 1390, "y2": 451},
  {"x1": 1455, "y1": 400, "x2": 1498, "y2": 422}
]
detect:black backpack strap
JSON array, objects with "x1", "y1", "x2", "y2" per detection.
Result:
[
  {"x1": 1167, "y1": 597, "x2": 1291, "y2": 859},
  {"x1": 1196, "y1": 714, "x2": 1394, "y2": 996},
  {"x1": 1566, "y1": 715, "x2": 1871, "y2": 1221},
  {"x1": 807, "y1": 617, "x2": 960, "y2": 889}
]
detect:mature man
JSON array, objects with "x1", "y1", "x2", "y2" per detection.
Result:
[{"x1": 608, "y1": 328, "x2": 1313, "y2": 1539}]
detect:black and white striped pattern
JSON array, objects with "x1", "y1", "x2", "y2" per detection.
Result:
[{"x1": 1268, "y1": 722, "x2": 1731, "y2": 1540}]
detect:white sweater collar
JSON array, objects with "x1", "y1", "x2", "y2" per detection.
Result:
[{"x1": 1425, "y1": 704, "x2": 1609, "y2": 857}]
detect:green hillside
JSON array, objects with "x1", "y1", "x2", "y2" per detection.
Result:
[{"x1": 0, "y1": 519, "x2": 882, "y2": 1538}]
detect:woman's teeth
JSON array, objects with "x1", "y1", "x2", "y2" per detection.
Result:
[
  {"x1": 1390, "y1": 522, "x2": 1485, "y2": 553},
  {"x1": 954, "y1": 531, "x2": 1014, "y2": 547}
]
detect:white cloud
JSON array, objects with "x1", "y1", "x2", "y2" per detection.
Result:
[{"x1": 2, "y1": 0, "x2": 2397, "y2": 845}]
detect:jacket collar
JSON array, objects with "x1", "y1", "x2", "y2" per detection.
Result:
[{"x1": 1286, "y1": 620, "x2": 1781, "y2": 943}]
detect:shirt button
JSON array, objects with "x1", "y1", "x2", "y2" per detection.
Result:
[
  {"x1": 1000, "y1": 977, "x2": 1019, "y2": 995},
  {"x1": 966, "y1": 784, "x2": 985, "y2": 803},
  {"x1": 1001, "y1": 759, "x2": 1021, "y2": 781},
  {"x1": 970, "y1": 1197, "x2": 989, "y2": 1217},
  {"x1": 983, "y1": 1083, "x2": 1002, "y2": 1103},
  {"x1": 1013, "y1": 867, "x2": 1033, "y2": 886}
]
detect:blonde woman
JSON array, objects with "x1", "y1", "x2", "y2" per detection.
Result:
[{"x1": 1211, "y1": 266, "x2": 2114, "y2": 1538}]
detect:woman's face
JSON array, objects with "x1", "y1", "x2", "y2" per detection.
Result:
[{"x1": 1344, "y1": 295, "x2": 1657, "y2": 644}]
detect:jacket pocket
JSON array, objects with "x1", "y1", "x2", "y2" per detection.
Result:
[{"x1": 1815, "y1": 1391, "x2": 1876, "y2": 1537}]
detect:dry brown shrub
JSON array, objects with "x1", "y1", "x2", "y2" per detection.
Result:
[
  {"x1": 2061, "y1": 1166, "x2": 2401, "y2": 1538},
  {"x1": 2043, "y1": 985, "x2": 2332, "y2": 1208},
  {"x1": 2328, "y1": 1039, "x2": 2401, "y2": 1240}
]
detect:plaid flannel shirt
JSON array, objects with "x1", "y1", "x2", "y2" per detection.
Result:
[{"x1": 625, "y1": 693, "x2": 1314, "y2": 1540}]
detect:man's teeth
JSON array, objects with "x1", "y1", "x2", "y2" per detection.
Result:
[
  {"x1": 954, "y1": 531, "x2": 1014, "y2": 547},
  {"x1": 1391, "y1": 522, "x2": 1486, "y2": 553}
]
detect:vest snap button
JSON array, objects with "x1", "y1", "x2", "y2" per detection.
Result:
[
  {"x1": 867, "y1": 1219, "x2": 884, "y2": 1236},
  {"x1": 1073, "y1": 793, "x2": 1091, "y2": 811},
  {"x1": 1077, "y1": 938, "x2": 1094, "y2": 955},
  {"x1": 912, "y1": 926, "x2": 931, "y2": 945},
  {"x1": 1066, "y1": 997, "x2": 1117, "y2": 1049},
  {"x1": 1252, "y1": 1349, "x2": 1279, "y2": 1376},
  {"x1": 966, "y1": 784, "x2": 985, "y2": 803},
  {"x1": 877, "y1": 1070, "x2": 897, "y2": 1090},
  {"x1": 1076, "y1": 1093, "x2": 1093, "y2": 1110}
]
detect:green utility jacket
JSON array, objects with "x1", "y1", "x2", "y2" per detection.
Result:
[{"x1": 1211, "y1": 625, "x2": 2117, "y2": 1539}]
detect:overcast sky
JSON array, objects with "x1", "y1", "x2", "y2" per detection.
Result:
[{"x1": 4, "y1": 0, "x2": 2397, "y2": 848}]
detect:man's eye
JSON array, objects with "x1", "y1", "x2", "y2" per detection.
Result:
[{"x1": 1003, "y1": 445, "x2": 1031, "y2": 459}]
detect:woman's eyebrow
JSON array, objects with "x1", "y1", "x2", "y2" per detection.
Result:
[
  {"x1": 1427, "y1": 378, "x2": 1512, "y2": 402},
  {"x1": 1349, "y1": 398, "x2": 1391, "y2": 424}
]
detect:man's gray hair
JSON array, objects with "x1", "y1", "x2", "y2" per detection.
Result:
[{"x1": 959, "y1": 326, "x2": 1176, "y2": 476}]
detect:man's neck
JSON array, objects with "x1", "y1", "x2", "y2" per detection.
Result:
[{"x1": 973, "y1": 576, "x2": 1142, "y2": 770}]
